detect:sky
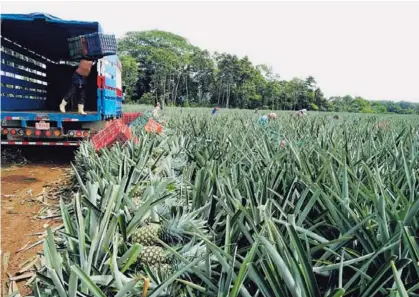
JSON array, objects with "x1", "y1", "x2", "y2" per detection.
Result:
[{"x1": 2, "y1": 1, "x2": 419, "y2": 103}]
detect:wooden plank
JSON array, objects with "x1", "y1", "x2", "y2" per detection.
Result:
[
  {"x1": 1, "y1": 75, "x2": 47, "y2": 90},
  {"x1": 1, "y1": 51, "x2": 46, "y2": 73},
  {"x1": 1, "y1": 63, "x2": 47, "y2": 82}
]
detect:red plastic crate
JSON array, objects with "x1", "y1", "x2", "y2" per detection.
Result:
[
  {"x1": 114, "y1": 125, "x2": 132, "y2": 143},
  {"x1": 122, "y1": 112, "x2": 142, "y2": 126},
  {"x1": 145, "y1": 119, "x2": 163, "y2": 134},
  {"x1": 116, "y1": 89, "x2": 123, "y2": 97},
  {"x1": 91, "y1": 119, "x2": 135, "y2": 151},
  {"x1": 97, "y1": 75, "x2": 105, "y2": 88}
]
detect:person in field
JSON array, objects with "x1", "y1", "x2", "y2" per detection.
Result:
[
  {"x1": 295, "y1": 109, "x2": 308, "y2": 117},
  {"x1": 211, "y1": 106, "x2": 220, "y2": 115},
  {"x1": 152, "y1": 102, "x2": 161, "y2": 118},
  {"x1": 59, "y1": 58, "x2": 96, "y2": 115},
  {"x1": 258, "y1": 112, "x2": 277, "y2": 126}
]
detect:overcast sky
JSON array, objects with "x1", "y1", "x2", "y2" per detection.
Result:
[{"x1": 2, "y1": 1, "x2": 419, "y2": 103}]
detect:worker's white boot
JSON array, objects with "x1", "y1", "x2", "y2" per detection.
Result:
[
  {"x1": 59, "y1": 99, "x2": 67, "y2": 113},
  {"x1": 78, "y1": 104, "x2": 87, "y2": 115}
]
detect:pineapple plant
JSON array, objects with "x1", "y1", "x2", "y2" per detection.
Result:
[
  {"x1": 142, "y1": 241, "x2": 210, "y2": 280},
  {"x1": 132, "y1": 211, "x2": 207, "y2": 246}
]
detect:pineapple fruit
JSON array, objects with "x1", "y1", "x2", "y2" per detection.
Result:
[
  {"x1": 139, "y1": 246, "x2": 167, "y2": 265},
  {"x1": 133, "y1": 223, "x2": 160, "y2": 246},
  {"x1": 140, "y1": 242, "x2": 209, "y2": 280},
  {"x1": 149, "y1": 263, "x2": 173, "y2": 276},
  {"x1": 132, "y1": 212, "x2": 207, "y2": 246}
]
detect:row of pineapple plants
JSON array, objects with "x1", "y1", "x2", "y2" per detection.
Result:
[{"x1": 33, "y1": 109, "x2": 419, "y2": 297}]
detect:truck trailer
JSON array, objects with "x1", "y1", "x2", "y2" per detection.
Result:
[{"x1": 1, "y1": 13, "x2": 123, "y2": 147}]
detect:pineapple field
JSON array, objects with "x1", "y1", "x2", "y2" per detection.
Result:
[{"x1": 32, "y1": 107, "x2": 419, "y2": 297}]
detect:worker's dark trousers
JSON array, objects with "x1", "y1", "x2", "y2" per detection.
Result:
[{"x1": 63, "y1": 72, "x2": 87, "y2": 104}]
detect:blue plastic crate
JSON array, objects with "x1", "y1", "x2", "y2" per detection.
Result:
[
  {"x1": 104, "y1": 76, "x2": 117, "y2": 88},
  {"x1": 68, "y1": 36, "x2": 87, "y2": 59},
  {"x1": 85, "y1": 33, "x2": 117, "y2": 57}
]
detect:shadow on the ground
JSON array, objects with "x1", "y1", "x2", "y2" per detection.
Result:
[{"x1": 1, "y1": 146, "x2": 78, "y2": 166}]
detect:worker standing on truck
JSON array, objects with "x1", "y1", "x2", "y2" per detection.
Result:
[{"x1": 59, "y1": 58, "x2": 96, "y2": 115}]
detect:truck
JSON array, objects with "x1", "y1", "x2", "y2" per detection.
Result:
[{"x1": 1, "y1": 13, "x2": 123, "y2": 147}]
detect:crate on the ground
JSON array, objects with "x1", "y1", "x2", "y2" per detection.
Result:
[
  {"x1": 129, "y1": 111, "x2": 152, "y2": 128},
  {"x1": 113, "y1": 124, "x2": 133, "y2": 143},
  {"x1": 145, "y1": 119, "x2": 163, "y2": 134},
  {"x1": 122, "y1": 112, "x2": 142, "y2": 126},
  {"x1": 91, "y1": 119, "x2": 135, "y2": 151}
]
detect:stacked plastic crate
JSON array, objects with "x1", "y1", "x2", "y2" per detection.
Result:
[
  {"x1": 97, "y1": 57, "x2": 121, "y2": 118},
  {"x1": 85, "y1": 33, "x2": 117, "y2": 57},
  {"x1": 115, "y1": 59, "x2": 123, "y2": 114},
  {"x1": 68, "y1": 36, "x2": 87, "y2": 59},
  {"x1": 68, "y1": 33, "x2": 117, "y2": 60}
]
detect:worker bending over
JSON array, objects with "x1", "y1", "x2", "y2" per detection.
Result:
[
  {"x1": 295, "y1": 109, "x2": 308, "y2": 117},
  {"x1": 258, "y1": 112, "x2": 277, "y2": 126}
]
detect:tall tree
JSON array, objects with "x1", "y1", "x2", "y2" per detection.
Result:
[
  {"x1": 119, "y1": 55, "x2": 139, "y2": 101},
  {"x1": 117, "y1": 30, "x2": 419, "y2": 114}
]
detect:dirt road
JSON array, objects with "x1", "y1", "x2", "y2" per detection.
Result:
[{"x1": 1, "y1": 159, "x2": 71, "y2": 295}]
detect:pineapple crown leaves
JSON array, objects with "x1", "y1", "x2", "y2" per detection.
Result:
[
  {"x1": 178, "y1": 240, "x2": 207, "y2": 260},
  {"x1": 166, "y1": 240, "x2": 215, "y2": 279},
  {"x1": 162, "y1": 210, "x2": 209, "y2": 244}
]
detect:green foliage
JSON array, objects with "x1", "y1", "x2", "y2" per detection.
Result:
[
  {"x1": 35, "y1": 108, "x2": 419, "y2": 297},
  {"x1": 311, "y1": 103, "x2": 319, "y2": 111},
  {"x1": 120, "y1": 55, "x2": 139, "y2": 100},
  {"x1": 140, "y1": 92, "x2": 154, "y2": 105},
  {"x1": 118, "y1": 30, "x2": 419, "y2": 114}
]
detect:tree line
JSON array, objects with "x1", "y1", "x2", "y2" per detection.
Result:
[{"x1": 118, "y1": 30, "x2": 419, "y2": 114}]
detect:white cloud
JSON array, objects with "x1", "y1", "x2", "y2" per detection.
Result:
[{"x1": 2, "y1": 1, "x2": 419, "y2": 102}]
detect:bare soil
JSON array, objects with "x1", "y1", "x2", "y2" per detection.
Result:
[{"x1": 1, "y1": 163, "x2": 70, "y2": 295}]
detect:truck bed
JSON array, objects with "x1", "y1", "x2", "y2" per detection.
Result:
[{"x1": 1, "y1": 110, "x2": 102, "y2": 122}]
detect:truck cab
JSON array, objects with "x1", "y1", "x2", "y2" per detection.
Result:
[{"x1": 1, "y1": 13, "x2": 123, "y2": 146}]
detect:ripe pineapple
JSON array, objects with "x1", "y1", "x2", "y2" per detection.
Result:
[
  {"x1": 132, "y1": 212, "x2": 207, "y2": 246},
  {"x1": 149, "y1": 263, "x2": 173, "y2": 277},
  {"x1": 139, "y1": 246, "x2": 168, "y2": 266},
  {"x1": 132, "y1": 223, "x2": 160, "y2": 246}
]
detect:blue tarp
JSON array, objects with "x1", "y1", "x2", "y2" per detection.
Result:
[{"x1": 0, "y1": 13, "x2": 103, "y2": 61}]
